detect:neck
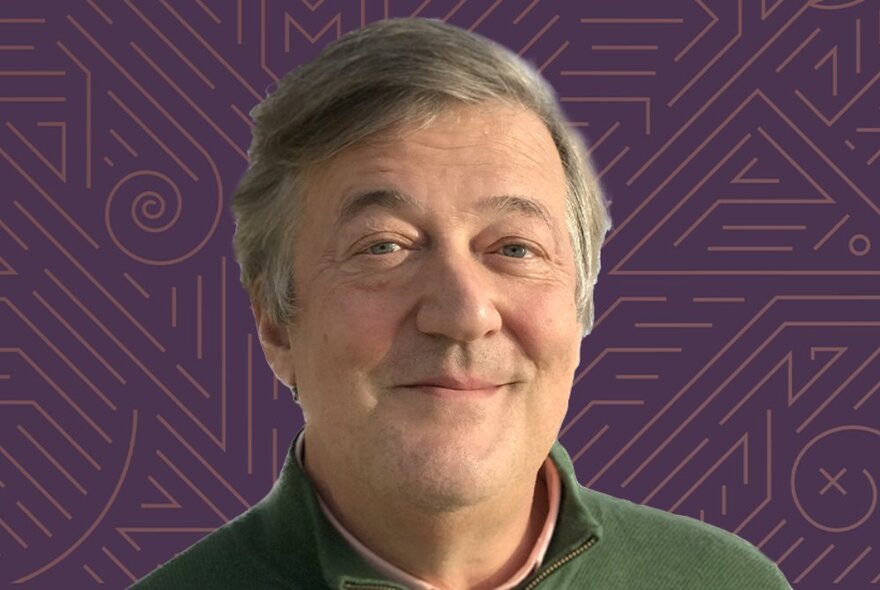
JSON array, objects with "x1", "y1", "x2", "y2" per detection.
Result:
[{"x1": 303, "y1": 436, "x2": 550, "y2": 590}]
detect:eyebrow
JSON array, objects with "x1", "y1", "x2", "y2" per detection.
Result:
[{"x1": 335, "y1": 189, "x2": 558, "y2": 235}]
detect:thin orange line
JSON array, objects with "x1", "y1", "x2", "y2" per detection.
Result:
[
  {"x1": 194, "y1": 0, "x2": 221, "y2": 23},
  {"x1": 33, "y1": 291, "x2": 126, "y2": 388},
  {"x1": 0, "y1": 70, "x2": 64, "y2": 76},
  {"x1": 123, "y1": 272, "x2": 149, "y2": 298},
  {"x1": 756, "y1": 519, "x2": 786, "y2": 549},
  {"x1": 855, "y1": 18, "x2": 861, "y2": 74},
  {"x1": 82, "y1": 564, "x2": 103, "y2": 583},
  {"x1": 0, "y1": 517, "x2": 27, "y2": 547},
  {"x1": 776, "y1": 537, "x2": 803, "y2": 565},
  {"x1": 635, "y1": 322, "x2": 712, "y2": 328},
  {"x1": 176, "y1": 365, "x2": 211, "y2": 399},
  {"x1": 627, "y1": 4, "x2": 809, "y2": 186},
  {"x1": 571, "y1": 424, "x2": 609, "y2": 465},
  {"x1": 0, "y1": 400, "x2": 101, "y2": 469},
  {"x1": 18, "y1": 425, "x2": 88, "y2": 494},
  {"x1": 86, "y1": 0, "x2": 113, "y2": 24},
  {"x1": 0, "y1": 446, "x2": 71, "y2": 519},
  {"x1": 10, "y1": 291, "x2": 119, "y2": 414},
  {"x1": 539, "y1": 41, "x2": 569, "y2": 73},
  {"x1": 109, "y1": 129, "x2": 137, "y2": 157},
  {"x1": 518, "y1": 14, "x2": 558, "y2": 56},
  {"x1": 707, "y1": 246, "x2": 793, "y2": 252},
  {"x1": 722, "y1": 225, "x2": 805, "y2": 230},
  {"x1": 236, "y1": 0, "x2": 243, "y2": 44},
  {"x1": 156, "y1": 415, "x2": 248, "y2": 507},
  {"x1": 18, "y1": 204, "x2": 163, "y2": 352},
  {"x1": 0, "y1": 96, "x2": 65, "y2": 102},
  {"x1": 581, "y1": 18, "x2": 683, "y2": 23},
  {"x1": 102, "y1": 546, "x2": 136, "y2": 582},
  {"x1": 561, "y1": 70, "x2": 656, "y2": 76},
  {"x1": 0, "y1": 217, "x2": 28, "y2": 250},
  {"x1": 196, "y1": 275, "x2": 203, "y2": 359},
  {"x1": 597, "y1": 146, "x2": 629, "y2": 180},
  {"x1": 514, "y1": 0, "x2": 540, "y2": 24},
  {"x1": 592, "y1": 44, "x2": 658, "y2": 50}
]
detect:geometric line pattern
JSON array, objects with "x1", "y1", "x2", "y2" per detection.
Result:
[{"x1": 2, "y1": 1, "x2": 877, "y2": 588}]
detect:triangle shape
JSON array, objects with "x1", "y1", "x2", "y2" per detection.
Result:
[
  {"x1": 761, "y1": 0, "x2": 785, "y2": 20},
  {"x1": 731, "y1": 157, "x2": 779, "y2": 184},
  {"x1": 299, "y1": 0, "x2": 326, "y2": 11},
  {"x1": 140, "y1": 475, "x2": 182, "y2": 509},
  {"x1": 0, "y1": 255, "x2": 16, "y2": 276},
  {"x1": 608, "y1": 91, "x2": 877, "y2": 276}
]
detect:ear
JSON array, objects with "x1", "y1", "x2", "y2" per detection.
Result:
[{"x1": 252, "y1": 299, "x2": 297, "y2": 388}]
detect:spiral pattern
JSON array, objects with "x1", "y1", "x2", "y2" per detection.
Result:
[{"x1": 105, "y1": 170, "x2": 220, "y2": 265}]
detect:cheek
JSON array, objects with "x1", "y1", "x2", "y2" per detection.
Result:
[
  {"x1": 507, "y1": 283, "x2": 581, "y2": 373},
  {"x1": 308, "y1": 282, "x2": 406, "y2": 366},
  {"x1": 295, "y1": 285, "x2": 406, "y2": 424}
]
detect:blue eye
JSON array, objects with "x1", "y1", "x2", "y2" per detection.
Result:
[
  {"x1": 368, "y1": 242, "x2": 401, "y2": 255},
  {"x1": 500, "y1": 244, "x2": 529, "y2": 258}
]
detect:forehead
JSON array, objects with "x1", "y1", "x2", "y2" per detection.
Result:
[{"x1": 301, "y1": 102, "x2": 568, "y2": 221}]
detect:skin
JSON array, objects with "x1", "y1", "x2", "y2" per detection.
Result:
[{"x1": 255, "y1": 102, "x2": 583, "y2": 590}]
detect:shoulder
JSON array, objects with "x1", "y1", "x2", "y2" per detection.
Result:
[
  {"x1": 128, "y1": 505, "x2": 290, "y2": 590},
  {"x1": 578, "y1": 488, "x2": 791, "y2": 589},
  {"x1": 125, "y1": 511, "x2": 266, "y2": 590}
]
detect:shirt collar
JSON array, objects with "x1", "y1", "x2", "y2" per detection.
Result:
[
  {"x1": 262, "y1": 426, "x2": 601, "y2": 590},
  {"x1": 294, "y1": 429, "x2": 561, "y2": 590}
]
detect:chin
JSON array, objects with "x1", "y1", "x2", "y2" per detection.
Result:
[
  {"x1": 382, "y1": 440, "x2": 507, "y2": 509},
  {"x1": 400, "y1": 472, "x2": 498, "y2": 514}
]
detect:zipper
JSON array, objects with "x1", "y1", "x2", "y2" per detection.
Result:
[
  {"x1": 341, "y1": 535, "x2": 597, "y2": 590},
  {"x1": 520, "y1": 535, "x2": 598, "y2": 590}
]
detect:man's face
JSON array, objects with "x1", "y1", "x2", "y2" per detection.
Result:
[{"x1": 276, "y1": 102, "x2": 582, "y2": 510}]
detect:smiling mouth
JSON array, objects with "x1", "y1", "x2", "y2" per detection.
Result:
[{"x1": 401, "y1": 384, "x2": 505, "y2": 398}]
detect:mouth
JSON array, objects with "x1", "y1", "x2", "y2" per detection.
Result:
[{"x1": 403, "y1": 383, "x2": 504, "y2": 399}]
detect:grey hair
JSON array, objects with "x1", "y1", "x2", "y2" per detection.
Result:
[{"x1": 232, "y1": 18, "x2": 612, "y2": 336}]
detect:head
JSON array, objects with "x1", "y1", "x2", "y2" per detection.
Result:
[{"x1": 233, "y1": 19, "x2": 612, "y2": 511}]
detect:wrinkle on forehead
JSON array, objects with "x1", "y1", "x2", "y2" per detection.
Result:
[
  {"x1": 349, "y1": 102, "x2": 557, "y2": 161},
  {"x1": 300, "y1": 102, "x2": 568, "y2": 239},
  {"x1": 343, "y1": 108, "x2": 559, "y2": 188}
]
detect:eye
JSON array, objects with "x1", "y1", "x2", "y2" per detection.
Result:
[
  {"x1": 367, "y1": 241, "x2": 402, "y2": 255},
  {"x1": 500, "y1": 243, "x2": 530, "y2": 258}
]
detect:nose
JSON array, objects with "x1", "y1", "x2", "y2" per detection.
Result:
[{"x1": 414, "y1": 247, "x2": 503, "y2": 342}]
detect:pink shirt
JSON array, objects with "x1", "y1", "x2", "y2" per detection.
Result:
[{"x1": 295, "y1": 432, "x2": 561, "y2": 590}]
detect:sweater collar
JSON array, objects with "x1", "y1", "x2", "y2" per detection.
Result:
[
  {"x1": 539, "y1": 440, "x2": 603, "y2": 566},
  {"x1": 262, "y1": 427, "x2": 601, "y2": 589}
]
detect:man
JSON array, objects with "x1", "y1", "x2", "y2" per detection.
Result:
[{"x1": 132, "y1": 18, "x2": 791, "y2": 590}]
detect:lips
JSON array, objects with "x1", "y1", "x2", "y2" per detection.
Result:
[
  {"x1": 407, "y1": 376, "x2": 500, "y2": 390},
  {"x1": 400, "y1": 375, "x2": 505, "y2": 398}
]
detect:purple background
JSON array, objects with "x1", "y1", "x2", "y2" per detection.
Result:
[{"x1": 1, "y1": 1, "x2": 878, "y2": 588}]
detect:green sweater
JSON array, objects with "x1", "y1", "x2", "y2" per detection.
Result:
[{"x1": 130, "y1": 438, "x2": 791, "y2": 589}]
